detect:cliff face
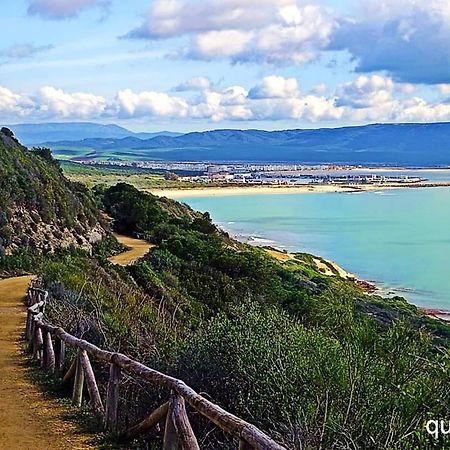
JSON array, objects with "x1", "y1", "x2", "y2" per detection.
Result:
[{"x1": 0, "y1": 129, "x2": 106, "y2": 254}]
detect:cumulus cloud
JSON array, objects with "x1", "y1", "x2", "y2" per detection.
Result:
[
  {"x1": 35, "y1": 86, "x2": 107, "y2": 118},
  {"x1": 115, "y1": 89, "x2": 189, "y2": 119},
  {"x1": 4, "y1": 75, "x2": 450, "y2": 124},
  {"x1": 336, "y1": 75, "x2": 394, "y2": 109},
  {"x1": 0, "y1": 87, "x2": 35, "y2": 118},
  {"x1": 248, "y1": 76, "x2": 299, "y2": 99},
  {"x1": 126, "y1": 0, "x2": 335, "y2": 64},
  {"x1": 1, "y1": 43, "x2": 53, "y2": 59},
  {"x1": 331, "y1": 0, "x2": 450, "y2": 84},
  {"x1": 0, "y1": 86, "x2": 106, "y2": 121},
  {"x1": 27, "y1": 0, "x2": 111, "y2": 20}
]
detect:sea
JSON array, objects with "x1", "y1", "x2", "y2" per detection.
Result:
[{"x1": 176, "y1": 169, "x2": 450, "y2": 310}]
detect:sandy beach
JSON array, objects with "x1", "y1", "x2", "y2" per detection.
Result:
[{"x1": 149, "y1": 183, "x2": 394, "y2": 199}]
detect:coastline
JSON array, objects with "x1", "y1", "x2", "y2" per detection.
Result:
[
  {"x1": 235, "y1": 234, "x2": 379, "y2": 295},
  {"x1": 150, "y1": 182, "x2": 450, "y2": 323},
  {"x1": 149, "y1": 183, "x2": 391, "y2": 199},
  {"x1": 149, "y1": 181, "x2": 450, "y2": 199}
]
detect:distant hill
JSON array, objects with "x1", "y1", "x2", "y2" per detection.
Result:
[
  {"x1": 0, "y1": 128, "x2": 106, "y2": 254},
  {"x1": 42, "y1": 122, "x2": 450, "y2": 166},
  {"x1": 8, "y1": 122, "x2": 181, "y2": 146}
]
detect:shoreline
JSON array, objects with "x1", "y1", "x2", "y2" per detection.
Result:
[
  {"x1": 236, "y1": 234, "x2": 380, "y2": 295},
  {"x1": 149, "y1": 181, "x2": 450, "y2": 199},
  {"x1": 150, "y1": 182, "x2": 450, "y2": 323}
]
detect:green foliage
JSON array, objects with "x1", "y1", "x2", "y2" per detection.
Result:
[
  {"x1": 31, "y1": 182, "x2": 450, "y2": 449},
  {"x1": 0, "y1": 131, "x2": 101, "y2": 250}
]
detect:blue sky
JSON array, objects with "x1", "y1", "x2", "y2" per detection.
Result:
[{"x1": 1, "y1": 0, "x2": 450, "y2": 132}]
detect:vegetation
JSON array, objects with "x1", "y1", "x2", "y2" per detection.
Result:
[
  {"x1": 3, "y1": 131, "x2": 450, "y2": 448},
  {"x1": 35, "y1": 183, "x2": 450, "y2": 449},
  {"x1": 62, "y1": 161, "x2": 201, "y2": 191},
  {"x1": 0, "y1": 129, "x2": 103, "y2": 255}
]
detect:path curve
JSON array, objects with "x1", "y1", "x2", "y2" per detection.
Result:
[
  {"x1": 0, "y1": 234, "x2": 151, "y2": 449},
  {"x1": 109, "y1": 233, "x2": 154, "y2": 266},
  {"x1": 0, "y1": 275, "x2": 94, "y2": 449}
]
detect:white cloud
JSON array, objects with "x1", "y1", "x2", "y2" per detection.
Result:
[
  {"x1": 248, "y1": 76, "x2": 299, "y2": 99},
  {"x1": 336, "y1": 75, "x2": 394, "y2": 109},
  {"x1": 35, "y1": 86, "x2": 107, "y2": 118},
  {"x1": 3, "y1": 75, "x2": 450, "y2": 125},
  {"x1": 27, "y1": 0, "x2": 110, "y2": 20},
  {"x1": 127, "y1": 0, "x2": 335, "y2": 65},
  {"x1": 0, "y1": 87, "x2": 35, "y2": 118},
  {"x1": 115, "y1": 89, "x2": 189, "y2": 119}
]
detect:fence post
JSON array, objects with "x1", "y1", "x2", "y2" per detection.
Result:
[
  {"x1": 172, "y1": 394, "x2": 200, "y2": 450},
  {"x1": 54, "y1": 337, "x2": 65, "y2": 375},
  {"x1": 43, "y1": 330, "x2": 55, "y2": 371},
  {"x1": 164, "y1": 395, "x2": 179, "y2": 450},
  {"x1": 25, "y1": 310, "x2": 33, "y2": 340},
  {"x1": 33, "y1": 324, "x2": 43, "y2": 362},
  {"x1": 72, "y1": 348, "x2": 85, "y2": 407},
  {"x1": 104, "y1": 363, "x2": 121, "y2": 431},
  {"x1": 79, "y1": 349, "x2": 105, "y2": 420}
]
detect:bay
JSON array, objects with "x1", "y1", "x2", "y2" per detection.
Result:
[{"x1": 179, "y1": 187, "x2": 450, "y2": 309}]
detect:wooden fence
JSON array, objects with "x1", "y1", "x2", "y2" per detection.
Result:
[{"x1": 25, "y1": 285, "x2": 287, "y2": 450}]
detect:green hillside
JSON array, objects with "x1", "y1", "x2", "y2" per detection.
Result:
[
  {"x1": 40, "y1": 183, "x2": 450, "y2": 449},
  {"x1": 2, "y1": 131, "x2": 450, "y2": 448},
  {"x1": 0, "y1": 128, "x2": 105, "y2": 256}
]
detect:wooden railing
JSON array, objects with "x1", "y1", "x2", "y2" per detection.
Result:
[{"x1": 25, "y1": 285, "x2": 287, "y2": 450}]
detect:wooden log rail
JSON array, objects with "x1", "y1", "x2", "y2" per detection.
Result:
[{"x1": 25, "y1": 286, "x2": 287, "y2": 450}]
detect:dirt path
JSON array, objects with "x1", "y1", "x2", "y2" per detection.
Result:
[
  {"x1": 0, "y1": 234, "x2": 150, "y2": 448},
  {"x1": 0, "y1": 275, "x2": 95, "y2": 449},
  {"x1": 109, "y1": 233, "x2": 154, "y2": 266}
]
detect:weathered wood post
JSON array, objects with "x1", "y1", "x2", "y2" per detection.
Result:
[
  {"x1": 172, "y1": 395, "x2": 199, "y2": 450},
  {"x1": 43, "y1": 330, "x2": 55, "y2": 371},
  {"x1": 79, "y1": 349, "x2": 105, "y2": 420},
  {"x1": 72, "y1": 348, "x2": 85, "y2": 407},
  {"x1": 33, "y1": 324, "x2": 43, "y2": 361},
  {"x1": 104, "y1": 362, "x2": 121, "y2": 431},
  {"x1": 164, "y1": 394, "x2": 179, "y2": 450},
  {"x1": 54, "y1": 337, "x2": 65, "y2": 375},
  {"x1": 25, "y1": 310, "x2": 33, "y2": 340},
  {"x1": 27, "y1": 317, "x2": 35, "y2": 354}
]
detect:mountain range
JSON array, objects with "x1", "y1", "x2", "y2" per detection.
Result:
[
  {"x1": 8, "y1": 121, "x2": 450, "y2": 166},
  {"x1": 8, "y1": 122, "x2": 181, "y2": 146}
]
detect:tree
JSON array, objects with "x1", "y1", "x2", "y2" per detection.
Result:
[{"x1": 1, "y1": 127, "x2": 14, "y2": 138}]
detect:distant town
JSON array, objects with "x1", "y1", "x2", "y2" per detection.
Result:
[{"x1": 78, "y1": 160, "x2": 428, "y2": 186}]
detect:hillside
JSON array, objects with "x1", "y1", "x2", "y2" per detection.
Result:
[
  {"x1": 2, "y1": 133, "x2": 450, "y2": 448},
  {"x1": 8, "y1": 122, "x2": 182, "y2": 146},
  {"x1": 36, "y1": 182, "x2": 450, "y2": 449},
  {"x1": 44, "y1": 122, "x2": 450, "y2": 166},
  {"x1": 0, "y1": 128, "x2": 106, "y2": 255}
]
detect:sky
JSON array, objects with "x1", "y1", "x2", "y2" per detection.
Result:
[{"x1": 1, "y1": 0, "x2": 450, "y2": 132}]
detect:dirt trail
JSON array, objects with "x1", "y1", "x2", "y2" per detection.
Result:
[
  {"x1": 0, "y1": 275, "x2": 95, "y2": 449},
  {"x1": 0, "y1": 234, "x2": 149, "y2": 449},
  {"x1": 109, "y1": 233, "x2": 154, "y2": 266}
]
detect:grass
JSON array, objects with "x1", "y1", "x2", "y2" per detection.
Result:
[{"x1": 61, "y1": 162, "x2": 201, "y2": 190}]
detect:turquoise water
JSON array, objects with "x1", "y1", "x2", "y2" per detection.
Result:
[{"x1": 180, "y1": 187, "x2": 450, "y2": 309}]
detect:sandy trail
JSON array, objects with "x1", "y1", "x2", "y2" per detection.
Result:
[
  {"x1": 109, "y1": 234, "x2": 154, "y2": 266},
  {"x1": 0, "y1": 275, "x2": 94, "y2": 449}
]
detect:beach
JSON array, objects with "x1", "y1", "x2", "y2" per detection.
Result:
[
  {"x1": 149, "y1": 180, "x2": 450, "y2": 199},
  {"x1": 149, "y1": 183, "x2": 391, "y2": 199}
]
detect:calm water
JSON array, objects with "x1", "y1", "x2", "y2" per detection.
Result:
[{"x1": 180, "y1": 187, "x2": 450, "y2": 309}]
